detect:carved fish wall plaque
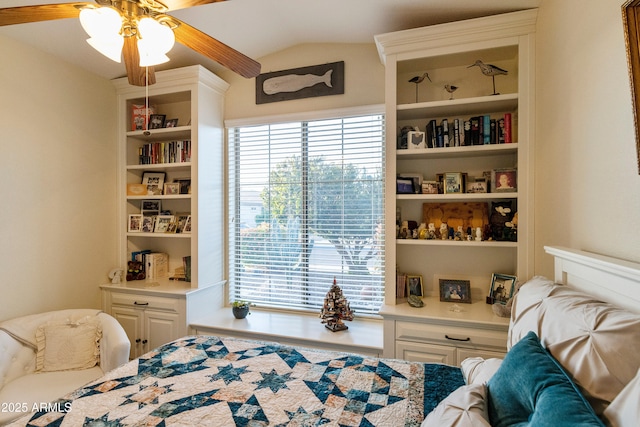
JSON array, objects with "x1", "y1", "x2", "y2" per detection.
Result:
[{"x1": 256, "y1": 61, "x2": 345, "y2": 104}]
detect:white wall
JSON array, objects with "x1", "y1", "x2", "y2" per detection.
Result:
[
  {"x1": 221, "y1": 43, "x2": 385, "y2": 120},
  {"x1": 0, "y1": 36, "x2": 118, "y2": 321},
  {"x1": 534, "y1": 0, "x2": 640, "y2": 276}
]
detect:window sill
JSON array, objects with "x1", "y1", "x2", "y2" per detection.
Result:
[{"x1": 190, "y1": 308, "x2": 383, "y2": 357}]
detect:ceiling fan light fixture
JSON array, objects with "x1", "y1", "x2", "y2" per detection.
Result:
[
  {"x1": 79, "y1": 7, "x2": 122, "y2": 39},
  {"x1": 87, "y1": 35, "x2": 124, "y2": 63},
  {"x1": 137, "y1": 17, "x2": 175, "y2": 67}
]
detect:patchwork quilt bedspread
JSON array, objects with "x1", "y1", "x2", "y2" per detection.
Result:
[{"x1": 10, "y1": 335, "x2": 464, "y2": 426}]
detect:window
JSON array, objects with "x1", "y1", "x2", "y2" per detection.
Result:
[{"x1": 228, "y1": 109, "x2": 385, "y2": 315}]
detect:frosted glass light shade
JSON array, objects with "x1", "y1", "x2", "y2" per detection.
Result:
[
  {"x1": 137, "y1": 17, "x2": 175, "y2": 66},
  {"x1": 80, "y1": 7, "x2": 124, "y2": 63}
]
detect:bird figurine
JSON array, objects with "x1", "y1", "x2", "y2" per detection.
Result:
[
  {"x1": 444, "y1": 84, "x2": 458, "y2": 100},
  {"x1": 408, "y1": 72, "x2": 431, "y2": 102},
  {"x1": 468, "y1": 60, "x2": 508, "y2": 95}
]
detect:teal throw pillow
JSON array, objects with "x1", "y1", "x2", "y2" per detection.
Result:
[{"x1": 487, "y1": 331, "x2": 604, "y2": 427}]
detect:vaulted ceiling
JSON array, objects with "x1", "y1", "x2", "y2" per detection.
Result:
[{"x1": 0, "y1": 0, "x2": 540, "y2": 81}]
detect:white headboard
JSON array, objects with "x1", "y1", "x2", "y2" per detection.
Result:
[{"x1": 545, "y1": 246, "x2": 640, "y2": 314}]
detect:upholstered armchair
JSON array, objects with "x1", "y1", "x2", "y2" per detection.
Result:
[{"x1": 0, "y1": 309, "x2": 130, "y2": 424}]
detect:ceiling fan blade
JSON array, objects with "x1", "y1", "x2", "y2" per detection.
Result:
[
  {"x1": 161, "y1": 0, "x2": 225, "y2": 12},
  {"x1": 0, "y1": 3, "x2": 87, "y2": 26},
  {"x1": 123, "y1": 37, "x2": 156, "y2": 87},
  {"x1": 172, "y1": 18, "x2": 261, "y2": 78}
]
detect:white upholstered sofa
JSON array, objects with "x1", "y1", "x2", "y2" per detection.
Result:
[{"x1": 0, "y1": 309, "x2": 130, "y2": 425}]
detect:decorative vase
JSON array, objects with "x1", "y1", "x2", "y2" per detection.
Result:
[{"x1": 232, "y1": 305, "x2": 250, "y2": 319}]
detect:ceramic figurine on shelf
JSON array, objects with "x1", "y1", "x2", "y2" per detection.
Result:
[
  {"x1": 455, "y1": 226, "x2": 464, "y2": 241},
  {"x1": 320, "y1": 277, "x2": 354, "y2": 332},
  {"x1": 475, "y1": 227, "x2": 483, "y2": 241},
  {"x1": 427, "y1": 223, "x2": 437, "y2": 239},
  {"x1": 444, "y1": 84, "x2": 458, "y2": 100},
  {"x1": 440, "y1": 223, "x2": 448, "y2": 240}
]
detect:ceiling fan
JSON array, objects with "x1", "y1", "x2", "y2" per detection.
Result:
[{"x1": 0, "y1": 0, "x2": 261, "y2": 86}]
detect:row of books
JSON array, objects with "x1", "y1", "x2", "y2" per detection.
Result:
[
  {"x1": 423, "y1": 113, "x2": 512, "y2": 148},
  {"x1": 131, "y1": 250, "x2": 169, "y2": 280},
  {"x1": 138, "y1": 140, "x2": 191, "y2": 165}
]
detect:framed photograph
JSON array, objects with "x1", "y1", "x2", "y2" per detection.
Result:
[
  {"x1": 182, "y1": 215, "x2": 192, "y2": 233},
  {"x1": 154, "y1": 215, "x2": 175, "y2": 233},
  {"x1": 141, "y1": 199, "x2": 161, "y2": 215},
  {"x1": 174, "y1": 178, "x2": 191, "y2": 194},
  {"x1": 439, "y1": 279, "x2": 472, "y2": 303},
  {"x1": 396, "y1": 178, "x2": 414, "y2": 194},
  {"x1": 492, "y1": 168, "x2": 517, "y2": 193},
  {"x1": 127, "y1": 183, "x2": 147, "y2": 196},
  {"x1": 407, "y1": 131, "x2": 426, "y2": 149},
  {"x1": 148, "y1": 114, "x2": 166, "y2": 129},
  {"x1": 444, "y1": 172, "x2": 464, "y2": 194},
  {"x1": 489, "y1": 273, "x2": 517, "y2": 305},
  {"x1": 164, "y1": 183, "x2": 180, "y2": 195},
  {"x1": 141, "y1": 215, "x2": 156, "y2": 233},
  {"x1": 466, "y1": 178, "x2": 488, "y2": 194},
  {"x1": 165, "y1": 118, "x2": 178, "y2": 128},
  {"x1": 128, "y1": 214, "x2": 143, "y2": 232},
  {"x1": 175, "y1": 214, "x2": 190, "y2": 233},
  {"x1": 142, "y1": 172, "x2": 165, "y2": 196},
  {"x1": 407, "y1": 275, "x2": 424, "y2": 297},
  {"x1": 165, "y1": 219, "x2": 179, "y2": 233},
  {"x1": 421, "y1": 181, "x2": 439, "y2": 194}
]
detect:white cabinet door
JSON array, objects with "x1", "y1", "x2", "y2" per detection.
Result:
[
  {"x1": 111, "y1": 306, "x2": 144, "y2": 359},
  {"x1": 144, "y1": 310, "x2": 180, "y2": 353}
]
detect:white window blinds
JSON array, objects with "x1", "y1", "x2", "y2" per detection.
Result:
[{"x1": 228, "y1": 112, "x2": 385, "y2": 314}]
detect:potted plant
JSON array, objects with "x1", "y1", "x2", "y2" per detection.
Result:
[{"x1": 231, "y1": 300, "x2": 251, "y2": 319}]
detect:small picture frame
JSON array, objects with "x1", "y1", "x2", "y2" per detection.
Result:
[
  {"x1": 175, "y1": 214, "x2": 191, "y2": 233},
  {"x1": 165, "y1": 118, "x2": 178, "y2": 128},
  {"x1": 182, "y1": 215, "x2": 192, "y2": 233},
  {"x1": 407, "y1": 275, "x2": 424, "y2": 297},
  {"x1": 489, "y1": 273, "x2": 517, "y2": 305},
  {"x1": 439, "y1": 279, "x2": 472, "y2": 303},
  {"x1": 444, "y1": 172, "x2": 465, "y2": 194},
  {"x1": 141, "y1": 199, "x2": 161, "y2": 215},
  {"x1": 396, "y1": 178, "x2": 414, "y2": 194},
  {"x1": 421, "y1": 181, "x2": 439, "y2": 194},
  {"x1": 154, "y1": 215, "x2": 175, "y2": 233},
  {"x1": 128, "y1": 214, "x2": 143, "y2": 232},
  {"x1": 174, "y1": 178, "x2": 191, "y2": 194},
  {"x1": 127, "y1": 183, "x2": 147, "y2": 196},
  {"x1": 492, "y1": 168, "x2": 517, "y2": 193},
  {"x1": 141, "y1": 216, "x2": 156, "y2": 233},
  {"x1": 142, "y1": 171, "x2": 166, "y2": 196},
  {"x1": 466, "y1": 178, "x2": 488, "y2": 194},
  {"x1": 407, "y1": 131, "x2": 426, "y2": 149},
  {"x1": 148, "y1": 114, "x2": 166, "y2": 129},
  {"x1": 164, "y1": 183, "x2": 180, "y2": 195}
]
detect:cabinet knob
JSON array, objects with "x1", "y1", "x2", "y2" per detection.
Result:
[
  {"x1": 142, "y1": 339, "x2": 148, "y2": 344},
  {"x1": 135, "y1": 339, "x2": 141, "y2": 343},
  {"x1": 445, "y1": 335, "x2": 471, "y2": 342}
]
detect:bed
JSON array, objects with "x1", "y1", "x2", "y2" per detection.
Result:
[{"x1": 6, "y1": 246, "x2": 640, "y2": 426}]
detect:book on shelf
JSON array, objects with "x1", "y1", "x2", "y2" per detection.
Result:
[
  {"x1": 483, "y1": 115, "x2": 491, "y2": 145},
  {"x1": 426, "y1": 119, "x2": 437, "y2": 148},
  {"x1": 138, "y1": 140, "x2": 191, "y2": 165},
  {"x1": 145, "y1": 252, "x2": 169, "y2": 279},
  {"x1": 504, "y1": 113, "x2": 513, "y2": 143}
]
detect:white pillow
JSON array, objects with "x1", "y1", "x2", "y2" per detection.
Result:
[
  {"x1": 460, "y1": 357, "x2": 503, "y2": 385},
  {"x1": 35, "y1": 317, "x2": 101, "y2": 372},
  {"x1": 604, "y1": 367, "x2": 640, "y2": 427},
  {"x1": 421, "y1": 383, "x2": 491, "y2": 427}
]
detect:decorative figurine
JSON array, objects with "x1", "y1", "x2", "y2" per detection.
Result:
[
  {"x1": 444, "y1": 84, "x2": 458, "y2": 100},
  {"x1": 468, "y1": 60, "x2": 508, "y2": 95},
  {"x1": 320, "y1": 277, "x2": 354, "y2": 332},
  {"x1": 427, "y1": 223, "x2": 437, "y2": 239},
  {"x1": 475, "y1": 227, "x2": 483, "y2": 241},
  {"x1": 418, "y1": 223, "x2": 427, "y2": 239},
  {"x1": 454, "y1": 226, "x2": 464, "y2": 241},
  {"x1": 408, "y1": 72, "x2": 431, "y2": 102},
  {"x1": 440, "y1": 223, "x2": 448, "y2": 240}
]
